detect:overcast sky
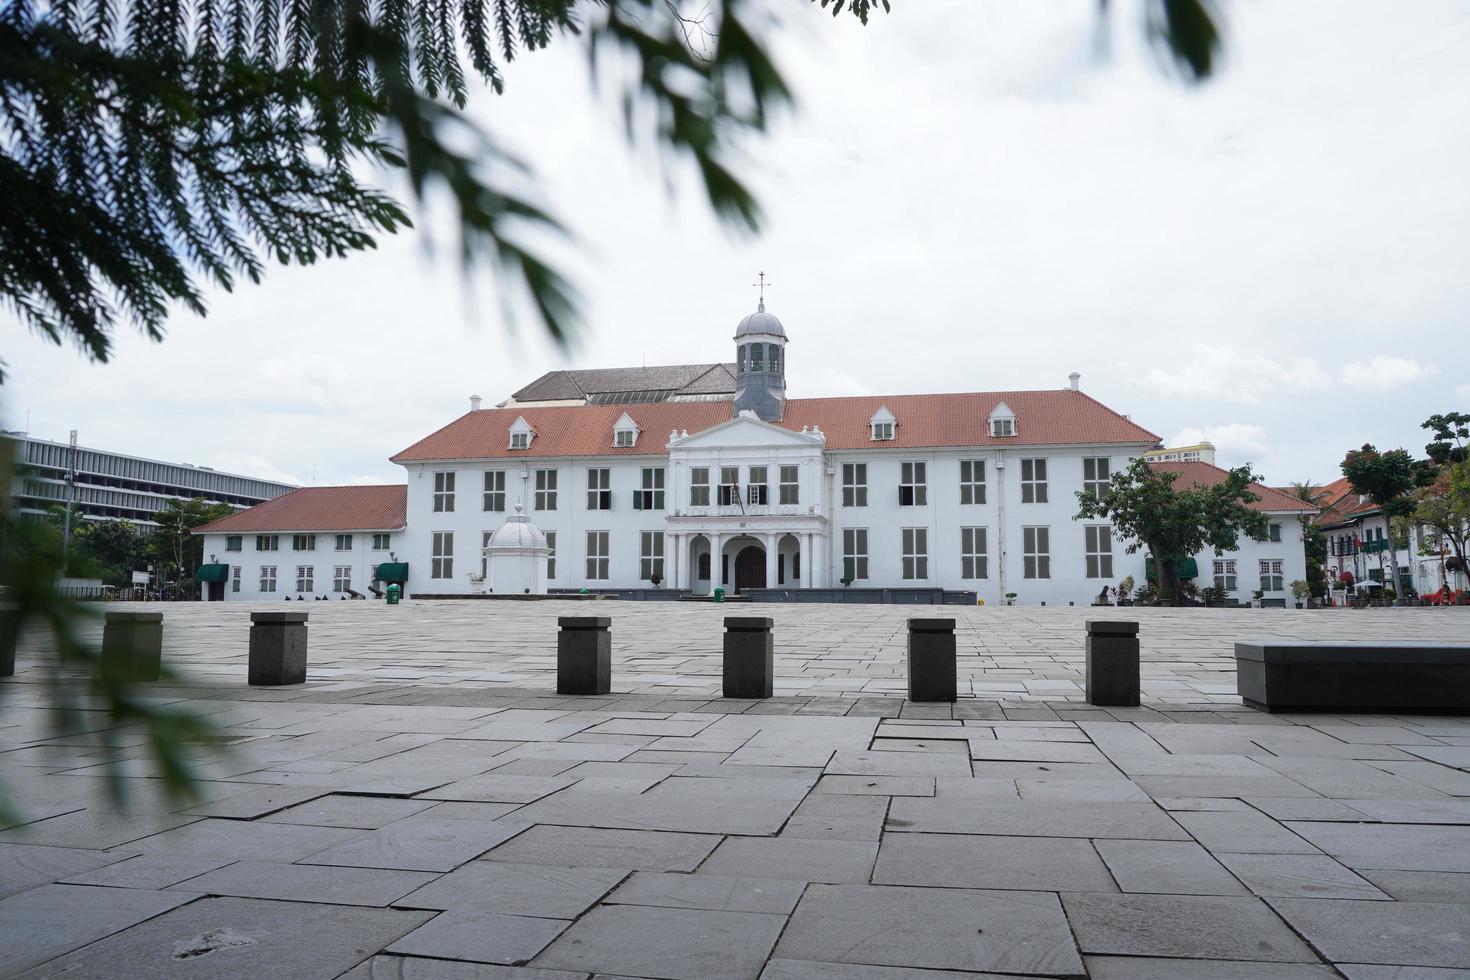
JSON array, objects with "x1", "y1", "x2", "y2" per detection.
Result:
[{"x1": 3, "y1": 0, "x2": 1467, "y2": 489}]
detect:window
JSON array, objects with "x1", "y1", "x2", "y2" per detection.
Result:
[
  {"x1": 586, "y1": 531, "x2": 609, "y2": 580},
  {"x1": 1083, "y1": 457, "x2": 1111, "y2": 497},
  {"x1": 640, "y1": 531, "x2": 665, "y2": 581},
  {"x1": 371, "y1": 533, "x2": 391, "y2": 551},
  {"x1": 1022, "y1": 526, "x2": 1050, "y2": 579},
  {"x1": 433, "y1": 471, "x2": 455, "y2": 512},
  {"x1": 689, "y1": 467, "x2": 710, "y2": 507},
  {"x1": 899, "y1": 461, "x2": 927, "y2": 506},
  {"x1": 901, "y1": 527, "x2": 928, "y2": 580},
  {"x1": 991, "y1": 417, "x2": 1015, "y2": 437},
  {"x1": 587, "y1": 468, "x2": 612, "y2": 510},
  {"x1": 510, "y1": 431, "x2": 530, "y2": 450},
  {"x1": 698, "y1": 551, "x2": 711, "y2": 580},
  {"x1": 779, "y1": 465, "x2": 799, "y2": 505},
  {"x1": 842, "y1": 528, "x2": 869, "y2": 582},
  {"x1": 1085, "y1": 526, "x2": 1113, "y2": 579},
  {"x1": 292, "y1": 534, "x2": 316, "y2": 551},
  {"x1": 614, "y1": 428, "x2": 636, "y2": 448},
  {"x1": 635, "y1": 467, "x2": 666, "y2": 510},
  {"x1": 750, "y1": 344, "x2": 764, "y2": 372},
  {"x1": 747, "y1": 466, "x2": 768, "y2": 505},
  {"x1": 431, "y1": 532, "x2": 453, "y2": 579},
  {"x1": 1213, "y1": 559, "x2": 1237, "y2": 592},
  {"x1": 334, "y1": 534, "x2": 353, "y2": 551},
  {"x1": 737, "y1": 345, "x2": 746, "y2": 374},
  {"x1": 1268, "y1": 523, "x2": 1282, "y2": 543},
  {"x1": 842, "y1": 463, "x2": 867, "y2": 507},
  {"x1": 483, "y1": 471, "x2": 506, "y2": 512},
  {"x1": 769, "y1": 345, "x2": 781, "y2": 374},
  {"x1": 481, "y1": 530, "x2": 492, "y2": 578},
  {"x1": 1260, "y1": 559, "x2": 1284, "y2": 592},
  {"x1": 333, "y1": 565, "x2": 352, "y2": 592},
  {"x1": 961, "y1": 527, "x2": 988, "y2": 579},
  {"x1": 225, "y1": 535, "x2": 242, "y2": 552},
  {"x1": 534, "y1": 469, "x2": 558, "y2": 510},
  {"x1": 295, "y1": 565, "x2": 314, "y2": 592},
  {"x1": 545, "y1": 531, "x2": 557, "y2": 579},
  {"x1": 259, "y1": 566, "x2": 277, "y2": 592},
  {"x1": 960, "y1": 460, "x2": 986, "y2": 505},
  {"x1": 1020, "y1": 459, "x2": 1048, "y2": 503},
  {"x1": 871, "y1": 421, "x2": 894, "y2": 441},
  {"x1": 231, "y1": 566, "x2": 241, "y2": 593},
  {"x1": 719, "y1": 467, "x2": 740, "y2": 506}
]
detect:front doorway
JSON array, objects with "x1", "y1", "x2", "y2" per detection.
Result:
[
  {"x1": 207, "y1": 580, "x2": 225, "y2": 601},
  {"x1": 733, "y1": 545, "x2": 766, "y2": 593}
]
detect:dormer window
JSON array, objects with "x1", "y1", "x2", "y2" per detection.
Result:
[
  {"x1": 988, "y1": 401, "x2": 1017, "y2": 438},
  {"x1": 508, "y1": 416, "x2": 535, "y2": 450},
  {"x1": 612, "y1": 412, "x2": 639, "y2": 449},
  {"x1": 869, "y1": 405, "x2": 897, "y2": 441}
]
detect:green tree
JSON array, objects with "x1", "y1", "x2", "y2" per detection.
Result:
[
  {"x1": 1423, "y1": 412, "x2": 1470, "y2": 466},
  {"x1": 1285, "y1": 480, "x2": 1328, "y2": 599},
  {"x1": 149, "y1": 498, "x2": 234, "y2": 593},
  {"x1": 1414, "y1": 465, "x2": 1470, "y2": 588},
  {"x1": 74, "y1": 518, "x2": 150, "y2": 587},
  {"x1": 1, "y1": 0, "x2": 1224, "y2": 380},
  {"x1": 1076, "y1": 458, "x2": 1268, "y2": 602},
  {"x1": 1341, "y1": 444, "x2": 1419, "y2": 603}
]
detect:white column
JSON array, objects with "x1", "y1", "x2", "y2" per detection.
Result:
[
  {"x1": 765, "y1": 532, "x2": 780, "y2": 588},
  {"x1": 803, "y1": 532, "x2": 814, "y2": 588},
  {"x1": 710, "y1": 533, "x2": 723, "y2": 592},
  {"x1": 668, "y1": 532, "x2": 680, "y2": 589}
]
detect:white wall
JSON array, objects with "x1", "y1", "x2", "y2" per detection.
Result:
[{"x1": 200, "y1": 530, "x2": 398, "y2": 600}]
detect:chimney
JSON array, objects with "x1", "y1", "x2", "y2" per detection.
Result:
[
  {"x1": 469, "y1": 395, "x2": 482, "y2": 412},
  {"x1": 1068, "y1": 372, "x2": 1081, "y2": 392}
]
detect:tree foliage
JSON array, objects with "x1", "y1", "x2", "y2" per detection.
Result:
[
  {"x1": 149, "y1": 497, "x2": 235, "y2": 584},
  {"x1": 1, "y1": 0, "x2": 1226, "y2": 381},
  {"x1": 1075, "y1": 457, "x2": 1267, "y2": 600},
  {"x1": 1423, "y1": 412, "x2": 1470, "y2": 466}
]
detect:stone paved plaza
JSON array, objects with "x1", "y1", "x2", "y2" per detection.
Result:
[{"x1": 2, "y1": 601, "x2": 1469, "y2": 978}]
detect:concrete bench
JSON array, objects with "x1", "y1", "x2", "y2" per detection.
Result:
[{"x1": 1236, "y1": 641, "x2": 1470, "y2": 713}]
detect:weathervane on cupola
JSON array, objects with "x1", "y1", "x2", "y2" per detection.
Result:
[{"x1": 733, "y1": 270, "x2": 787, "y2": 422}]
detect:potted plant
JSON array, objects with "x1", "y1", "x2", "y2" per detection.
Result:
[
  {"x1": 1134, "y1": 584, "x2": 1156, "y2": 606},
  {"x1": 650, "y1": 573, "x2": 662, "y2": 589},
  {"x1": 1116, "y1": 576, "x2": 1135, "y2": 606},
  {"x1": 1250, "y1": 589, "x2": 1264, "y2": 609},
  {"x1": 840, "y1": 575, "x2": 854, "y2": 588},
  {"x1": 466, "y1": 571, "x2": 487, "y2": 595},
  {"x1": 1289, "y1": 580, "x2": 1310, "y2": 609},
  {"x1": 1004, "y1": 592, "x2": 1017, "y2": 606},
  {"x1": 1381, "y1": 586, "x2": 1397, "y2": 608}
]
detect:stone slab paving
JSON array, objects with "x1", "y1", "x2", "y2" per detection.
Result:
[{"x1": 0, "y1": 600, "x2": 1467, "y2": 977}]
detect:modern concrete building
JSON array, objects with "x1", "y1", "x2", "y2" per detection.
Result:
[
  {"x1": 1143, "y1": 442, "x2": 1217, "y2": 465},
  {"x1": 2, "y1": 431, "x2": 294, "y2": 531}
]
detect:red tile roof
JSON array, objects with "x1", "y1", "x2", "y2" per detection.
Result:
[
  {"x1": 192, "y1": 485, "x2": 407, "y2": 533},
  {"x1": 1149, "y1": 462, "x2": 1317, "y2": 514},
  {"x1": 1310, "y1": 475, "x2": 1380, "y2": 526},
  {"x1": 391, "y1": 390, "x2": 1161, "y2": 462}
]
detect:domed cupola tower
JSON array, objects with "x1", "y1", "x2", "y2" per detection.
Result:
[{"x1": 732, "y1": 280, "x2": 787, "y2": 422}]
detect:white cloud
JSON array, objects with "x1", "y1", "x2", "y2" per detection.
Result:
[
  {"x1": 1170, "y1": 423, "x2": 1269, "y2": 456},
  {"x1": 1340, "y1": 356, "x2": 1436, "y2": 388},
  {"x1": 1136, "y1": 345, "x2": 1332, "y2": 405},
  {"x1": 206, "y1": 454, "x2": 304, "y2": 486}
]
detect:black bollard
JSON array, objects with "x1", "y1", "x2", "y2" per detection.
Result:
[
  {"x1": 0, "y1": 602, "x2": 16, "y2": 677},
  {"x1": 723, "y1": 616, "x2": 774, "y2": 699},
  {"x1": 558, "y1": 616, "x2": 611, "y2": 695},
  {"x1": 1085, "y1": 620, "x2": 1140, "y2": 707},
  {"x1": 907, "y1": 618, "x2": 957, "y2": 703},
  {"x1": 102, "y1": 611, "x2": 164, "y2": 682},
  {"x1": 249, "y1": 611, "x2": 309, "y2": 686}
]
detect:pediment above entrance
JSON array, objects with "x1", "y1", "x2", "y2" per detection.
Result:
[{"x1": 667, "y1": 411, "x2": 825, "y2": 451}]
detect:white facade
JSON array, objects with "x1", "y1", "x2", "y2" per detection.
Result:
[
  {"x1": 393, "y1": 424, "x2": 1309, "y2": 606},
  {"x1": 197, "y1": 528, "x2": 399, "y2": 600}
]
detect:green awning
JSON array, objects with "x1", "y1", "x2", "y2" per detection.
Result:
[
  {"x1": 1145, "y1": 556, "x2": 1199, "y2": 580},
  {"x1": 195, "y1": 564, "x2": 231, "y2": 583},
  {"x1": 374, "y1": 562, "x2": 409, "y2": 583}
]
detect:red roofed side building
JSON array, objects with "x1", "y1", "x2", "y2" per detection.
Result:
[
  {"x1": 1310, "y1": 476, "x2": 1460, "y2": 598},
  {"x1": 192, "y1": 485, "x2": 406, "y2": 600}
]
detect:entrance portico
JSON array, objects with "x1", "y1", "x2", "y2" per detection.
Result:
[{"x1": 670, "y1": 522, "x2": 825, "y2": 595}]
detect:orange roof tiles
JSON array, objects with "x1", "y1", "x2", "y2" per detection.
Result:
[
  {"x1": 193, "y1": 485, "x2": 407, "y2": 533},
  {"x1": 390, "y1": 389, "x2": 1161, "y2": 462},
  {"x1": 1149, "y1": 462, "x2": 1317, "y2": 514}
]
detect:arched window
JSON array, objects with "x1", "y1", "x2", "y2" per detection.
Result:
[
  {"x1": 698, "y1": 552, "x2": 711, "y2": 579},
  {"x1": 769, "y1": 345, "x2": 780, "y2": 374},
  {"x1": 737, "y1": 345, "x2": 746, "y2": 374},
  {"x1": 750, "y1": 344, "x2": 764, "y2": 372}
]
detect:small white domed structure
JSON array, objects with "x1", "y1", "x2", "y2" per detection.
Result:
[{"x1": 483, "y1": 504, "x2": 551, "y2": 595}]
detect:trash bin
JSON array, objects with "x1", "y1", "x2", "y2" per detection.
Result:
[
  {"x1": 386, "y1": 583, "x2": 401, "y2": 605},
  {"x1": 713, "y1": 587, "x2": 725, "y2": 603}
]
